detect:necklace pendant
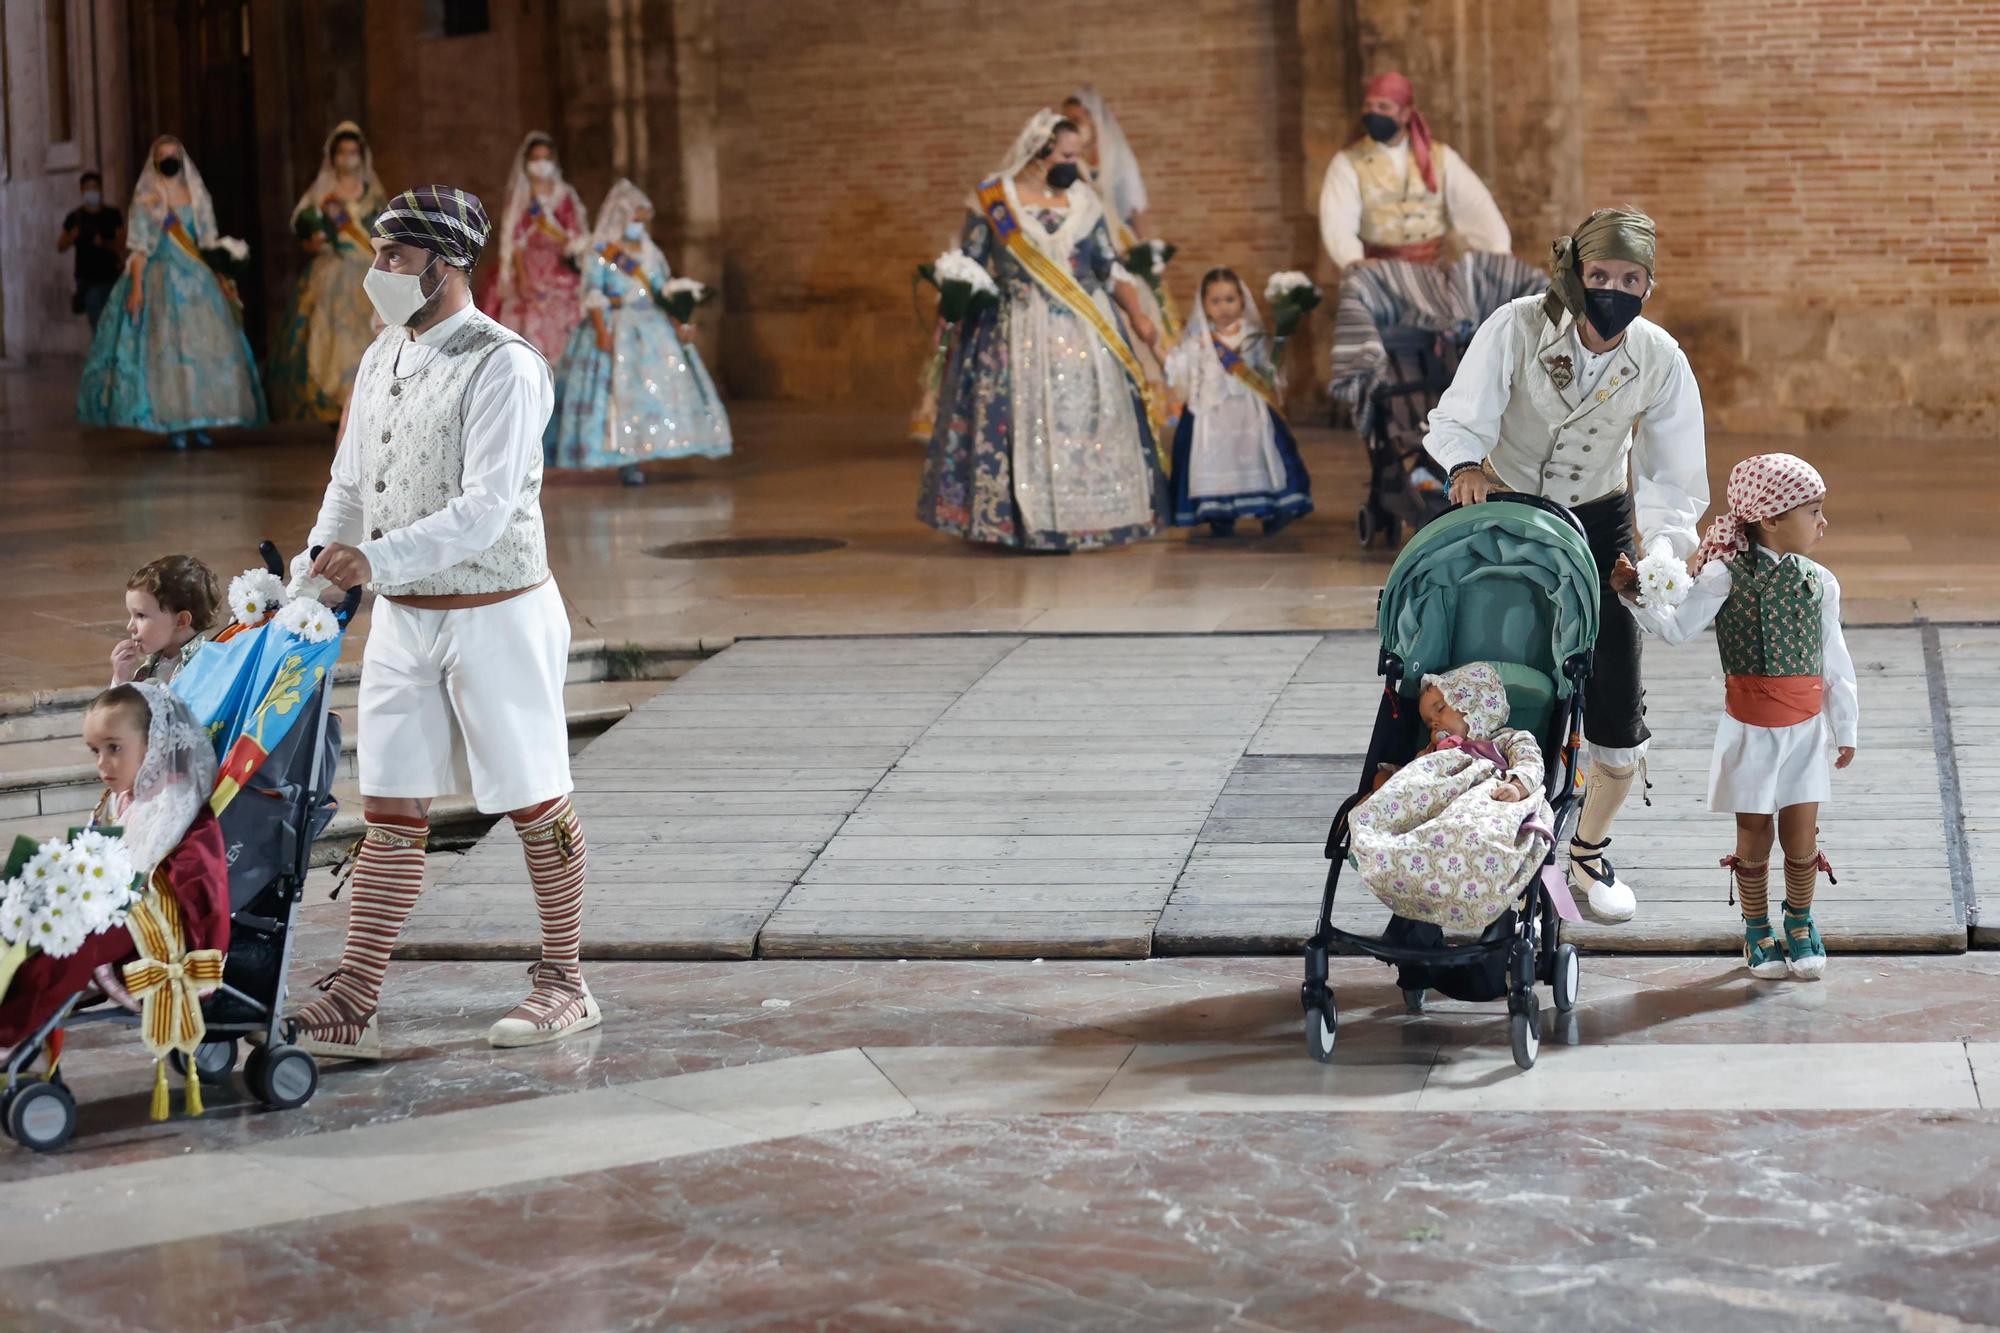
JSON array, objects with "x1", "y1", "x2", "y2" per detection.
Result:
[{"x1": 390, "y1": 382, "x2": 403, "y2": 397}]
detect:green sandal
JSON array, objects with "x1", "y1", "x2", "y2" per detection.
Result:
[
  {"x1": 1782, "y1": 907, "x2": 1826, "y2": 981},
  {"x1": 1743, "y1": 916, "x2": 1789, "y2": 979}
]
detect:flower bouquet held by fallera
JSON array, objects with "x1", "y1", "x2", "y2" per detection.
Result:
[
  {"x1": 0, "y1": 830, "x2": 143, "y2": 1000},
  {"x1": 1264, "y1": 271, "x2": 1322, "y2": 359},
  {"x1": 659, "y1": 277, "x2": 714, "y2": 325},
  {"x1": 1121, "y1": 239, "x2": 1176, "y2": 313},
  {"x1": 913, "y1": 249, "x2": 1002, "y2": 402}
]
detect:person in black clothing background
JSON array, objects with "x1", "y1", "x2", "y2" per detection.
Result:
[{"x1": 59, "y1": 170, "x2": 126, "y2": 331}]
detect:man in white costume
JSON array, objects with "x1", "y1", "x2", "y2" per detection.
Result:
[
  {"x1": 292, "y1": 184, "x2": 598, "y2": 1057},
  {"x1": 1422, "y1": 206, "x2": 1711, "y2": 924},
  {"x1": 1319, "y1": 71, "x2": 1512, "y2": 270}
]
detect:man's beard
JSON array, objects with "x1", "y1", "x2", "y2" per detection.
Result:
[{"x1": 404, "y1": 265, "x2": 455, "y2": 327}]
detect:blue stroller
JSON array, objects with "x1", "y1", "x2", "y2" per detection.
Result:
[
  {"x1": 1301, "y1": 495, "x2": 1600, "y2": 1070},
  {"x1": 1, "y1": 544, "x2": 359, "y2": 1151}
]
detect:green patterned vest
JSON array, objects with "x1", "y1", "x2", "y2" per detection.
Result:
[{"x1": 1714, "y1": 550, "x2": 1823, "y2": 678}]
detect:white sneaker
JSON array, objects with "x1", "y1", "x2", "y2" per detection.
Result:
[{"x1": 1570, "y1": 839, "x2": 1637, "y2": 923}]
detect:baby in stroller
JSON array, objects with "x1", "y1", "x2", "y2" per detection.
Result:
[{"x1": 1352, "y1": 662, "x2": 1556, "y2": 935}]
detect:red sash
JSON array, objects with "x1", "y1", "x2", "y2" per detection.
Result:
[{"x1": 1725, "y1": 675, "x2": 1823, "y2": 728}]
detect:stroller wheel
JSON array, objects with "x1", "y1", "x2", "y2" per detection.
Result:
[
  {"x1": 1509, "y1": 996, "x2": 1542, "y2": 1071},
  {"x1": 1551, "y1": 943, "x2": 1580, "y2": 1014},
  {"x1": 1402, "y1": 987, "x2": 1426, "y2": 1015},
  {"x1": 169, "y1": 1038, "x2": 239, "y2": 1085},
  {"x1": 246, "y1": 1044, "x2": 319, "y2": 1111},
  {"x1": 1356, "y1": 507, "x2": 1379, "y2": 548},
  {"x1": 1305, "y1": 1000, "x2": 1337, "y2": 1064},
  {"x1": 7, "y1": 1080, "x2": 76, "y2": 1152}
]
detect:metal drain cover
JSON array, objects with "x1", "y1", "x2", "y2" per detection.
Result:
[{"x1": 644, "y1": 536, "x2": 848, "y2": 560}]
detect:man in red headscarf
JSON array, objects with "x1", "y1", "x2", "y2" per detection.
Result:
[{"x1": 1318, "y1": 72, "x2": 1512, "y2": 270}]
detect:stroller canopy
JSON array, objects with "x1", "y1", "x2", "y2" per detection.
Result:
[{"x1": 1376, "y1": 497, "x2": 1600, "y2": 740}]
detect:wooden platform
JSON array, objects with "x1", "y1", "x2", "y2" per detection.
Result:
[{"x1": 398, "y1": 629, "x2": 1972, "y2": 960}]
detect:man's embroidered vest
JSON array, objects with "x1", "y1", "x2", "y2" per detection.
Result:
[{"x1": 1343, "y1": 139, "x2": 1447, "y2": 249}]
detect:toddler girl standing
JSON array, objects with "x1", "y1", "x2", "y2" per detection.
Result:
[
  {"x1": 1162, "y1": 268, "x2": 1312, "y2": 536},
  {"x1": 1617, "y1": 453, "x2": 1858, "y2": 979}
]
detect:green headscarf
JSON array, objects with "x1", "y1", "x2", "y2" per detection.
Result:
[{"x1": 1543, "y1": 207, "x2": 1657, "y2": 326}]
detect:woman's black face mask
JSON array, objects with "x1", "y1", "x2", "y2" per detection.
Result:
[
  {"x1": 1583, "y1": 287, "x2": 1644, "y2": 340},
  {"x1": 158, "y1": 157, "x2": 183, "y2": 178},
  {"x1": 1044, "y1": 161, "x2": 1080, "y2": 190}
]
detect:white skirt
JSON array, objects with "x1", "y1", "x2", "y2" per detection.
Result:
[{"x1": 1706, "y1": 712, "x2": 1835, "y2": 814}]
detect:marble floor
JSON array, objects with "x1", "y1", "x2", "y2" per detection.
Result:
[{"x1": 6, "y1": 924, "x2": 2000, "y2": 1330}]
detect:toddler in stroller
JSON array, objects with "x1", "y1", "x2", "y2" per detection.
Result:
[
  {"x1": 1, "y1": 544, "x2": 356, "y2": 1151},
  {"x1": 1302, "y1": 494, "x2": 1599, "y2": 1070}
]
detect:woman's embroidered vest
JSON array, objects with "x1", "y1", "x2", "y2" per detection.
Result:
[
  {"x1": 351, "y1": 311, "x2": 550, "y2": 597},
  {"x1": 1343, "y1": 139, "x2": 1447, "y2": 249},
  {"x1": 1715, "y1": 551, "x2": 1823, "y2": 678}
]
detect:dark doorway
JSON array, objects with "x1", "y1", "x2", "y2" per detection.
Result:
[{"x1": 127, "y1": 0, "x2": 267, "y2": 357}]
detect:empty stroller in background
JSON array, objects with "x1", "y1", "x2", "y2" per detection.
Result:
[
  {"x1": 1352, "y1": 326, "x2": 1461, "y2": 549},
  {"x1": 1301, "y1": 495, "x2": 1600, "y2": 1070},
  {"x1": 2, "y1": 544, "x2": 357, "y2": 1151}
]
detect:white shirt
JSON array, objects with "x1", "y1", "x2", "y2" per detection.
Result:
[
  {"x1": 307, "y1": 302, "x2": 553, "y2": 589},
  {"x1": 1626, "y1": 547, "x2": 1860, "y2": 748},
  {"x1": 1317, "y1": 139, "x2": 1512, "y2": 269},
  {"x1": 1423, "y1": 308, "x2": 1710, "y2": 562}
]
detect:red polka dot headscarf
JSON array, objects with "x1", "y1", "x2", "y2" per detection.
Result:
[{"x1": 1692, "y1": 453, "x2": 1826, "y2": 571}]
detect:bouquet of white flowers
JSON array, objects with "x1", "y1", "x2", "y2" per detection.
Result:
[
  {"x1": 1263, "y1": 271, "x2": 1323, "y2": 377},
  {"x1": 1122, "y1": 239, "x2": 1176, "y2": 281},
  {"x1": 227, "y1": 568, "x2": 287, "y2": 628},
  {"x1": 275, "y1": 597, "x2": 339, "y2": 644},
  {"x1": 201, "y1": 236, "x2": 252, "y2": 282},
  {"x1": 916, "y1": 249, "x2": 1000, "y2": 325},
  {"x1": 660, "y1": 277, "x2": 713, "y2": 324},
  {"x1": 1635, "y1": 552, "x2": 1693, "y2": 610},
  {"x1": 0, "y1": 829, "x2": 144, "y2": 999}
]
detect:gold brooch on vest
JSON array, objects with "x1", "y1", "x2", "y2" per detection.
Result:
[{"x1": 1543, "y1": 353, "x2": 1573, "y2": 391}]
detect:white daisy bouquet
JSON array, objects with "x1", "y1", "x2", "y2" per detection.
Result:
[
  {"x1": 1635, "y1": 552, "x2": 1693, "y2": 609},
  {"x1": 916, "y1": 249, "x2": 1000, "y2": 325},
  {"x1": 1121, "y1": 238, "x2": 1176, "y2": 280},
  {"x1": 0, "y1": 829, "x2": 144, "y2": 999},
  {"x1": 227, "y1": 568, "x2": 287, "y2": 627},
  {"x1": 275, "y1": 597, "x2": 339, "y2": 644},
  {"x1": 659, "y1": 277, "x2": 713, "y2": 324}
]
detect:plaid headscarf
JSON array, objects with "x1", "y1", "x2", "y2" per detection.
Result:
[
  {"x1": 1421, "y1": 662, "x2": 1512, "y2": 741},
  {"x1": 372, "y1": 185, "x2": 491, "y2": 269},
  {"x1": 1692, "y1": 453, "x2": 1827, "y2": 571}
]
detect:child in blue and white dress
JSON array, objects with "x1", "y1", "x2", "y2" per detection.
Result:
[{"x1": 544, "y1": 179, "x2": 731, "y2": 485}]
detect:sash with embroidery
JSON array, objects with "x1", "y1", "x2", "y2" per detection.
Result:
[
  {"x1": 597, "y1": 243, "x2": 665, "y2": 310},
  {"x1": 1210, "y1": 330, "x2": 1284, "y2": 415},
  {"x1": 160, "y1": 210, "x2": 204, "y2": 263},
  {"x1": 321, "y1": 196, "x2": 377, "y2": 251},
  {"x1": 975, "y1": 175, "x2": 1166, "y2": 462},
  {"x1": 525, "y1": 199, "x2": 573, "y2": 248}
]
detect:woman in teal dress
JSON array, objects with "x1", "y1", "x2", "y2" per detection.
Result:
[
  {"x1": 268, "y1": 122, "x2": 386, "y2": 426},
  {"x1": 76, "y1": 136, "x2": 266, "y2": 450},
  {"x1": 545, "y1": 179, "x2": 731, "y2": 486}
]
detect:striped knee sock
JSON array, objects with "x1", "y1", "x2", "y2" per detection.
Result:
[
  {"x1": 325, "y1": 813, "x2": 429, "y2": 1011},
  {"x1": 1731, "y1": 859, "x2": 1770, "y2": 922},
  {"x1": 513, "y1": 796, "x2": 586, "y2": 968},
  {"x1": 1785, "y1": 855, "x2": 1819, "y2": 914}
]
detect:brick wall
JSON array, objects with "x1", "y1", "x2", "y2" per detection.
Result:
[
  {"x1": 712, "y1": 0, "x2": 1315, "y2": 405},
  {"x1": 1572, "y1": 0, "x2": 2000, "y2": 435}
]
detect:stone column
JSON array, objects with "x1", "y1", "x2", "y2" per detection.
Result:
[{"x1": 669, "y1": 0, "x2": 723, "y2": 379}]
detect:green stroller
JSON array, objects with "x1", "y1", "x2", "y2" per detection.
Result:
[{"x1": 1302, "y1": 493, "x2": 1601, "y2": 1070}]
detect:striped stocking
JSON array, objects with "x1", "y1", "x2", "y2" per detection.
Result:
[
  {"x1": 1785, "y1": 854, "x2": 1821, "y2": 913},
  {"x1": 1729, "y1": 857, "x2": 1771, "y2": 922},
  {"x1": 298, "y1": 813, "x2": 429, "y2": 1034},
  {"x1": 512, "y1": 796, "x2": 586, "y2": 967}
]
